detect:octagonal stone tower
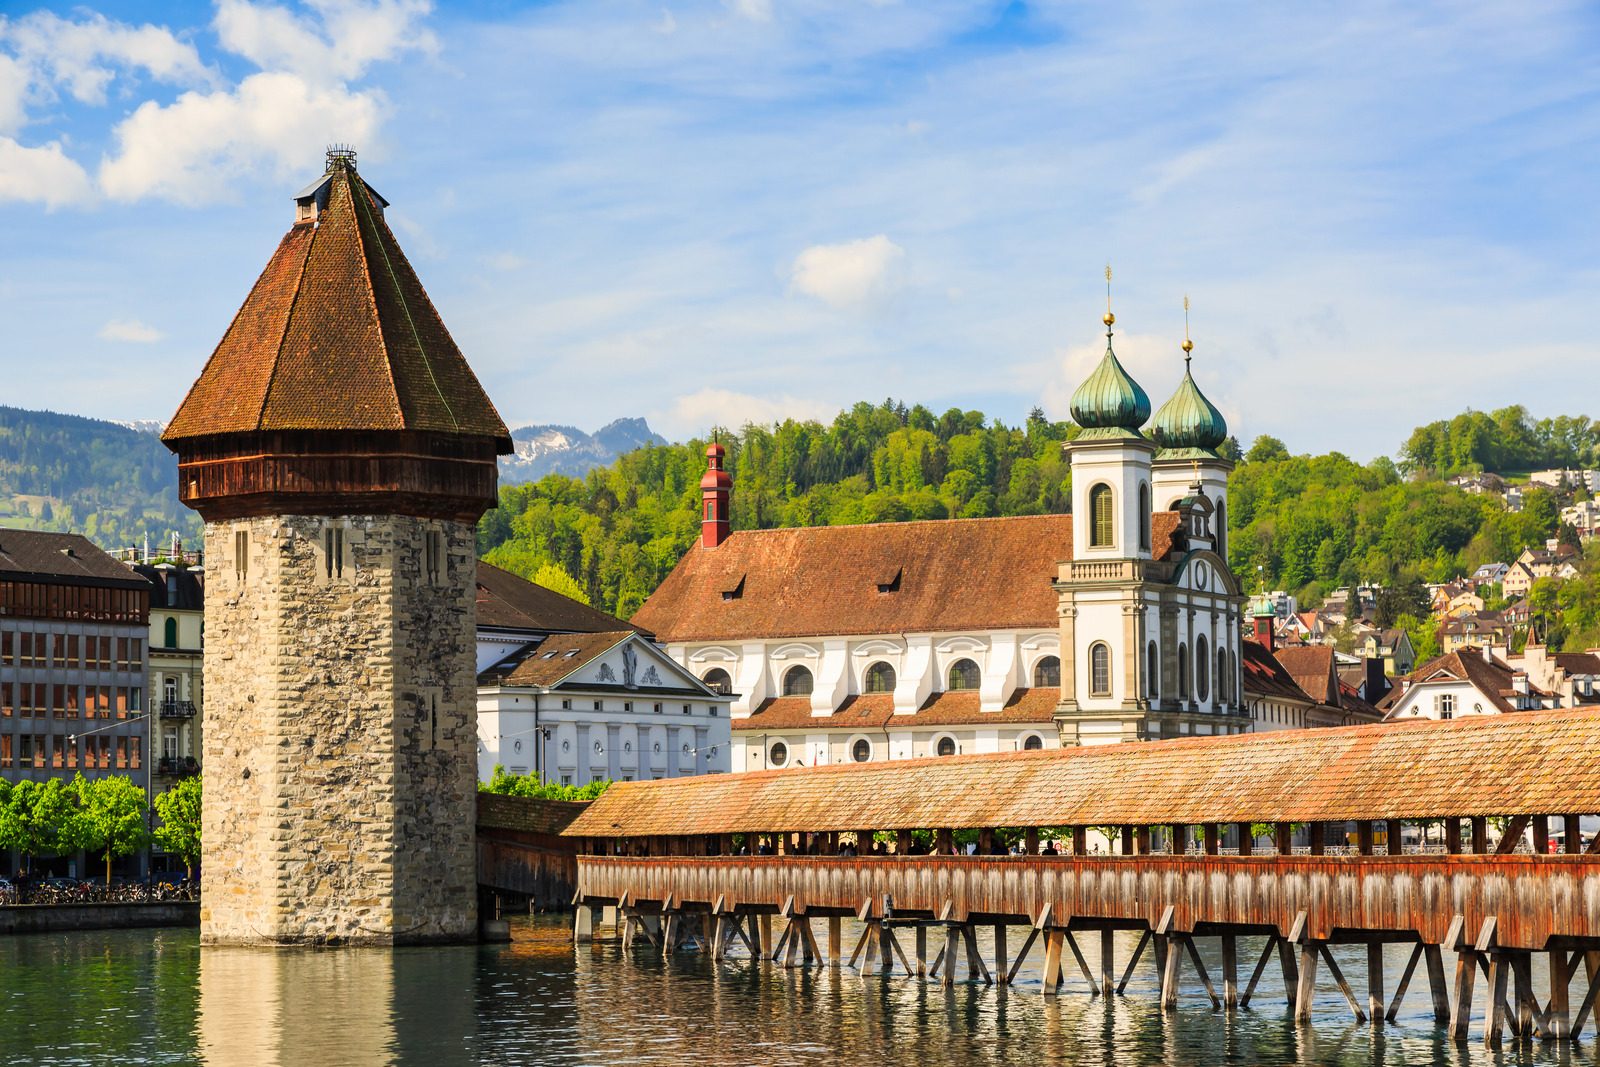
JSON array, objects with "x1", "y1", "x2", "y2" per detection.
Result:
[{"x1": 163, "y1": 150, "x2": 512, "y2": 944}]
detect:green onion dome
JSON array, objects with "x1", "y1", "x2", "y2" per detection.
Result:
[
  {"x1": 1069, "y1": 325, "x2": 1151, "y2": 438},
  {"x1": 1151, "y1": 358, "x2": 1227, "y2": 456}
]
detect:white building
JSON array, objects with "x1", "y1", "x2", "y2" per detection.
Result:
[
  {"x1": 1381, "y1": 646, "x2": 1553, "y2": 720},
  {"x1": 634, "y1": 306, "x2": 1264, "y2": 770},
  {"x1": 477, "y1": 629, "x2": 732, "y2": 785}
]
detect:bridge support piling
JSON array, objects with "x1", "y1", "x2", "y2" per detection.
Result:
[
  {"x1": 828, "y1": 917, "x2": 842, "y2": 968},
  {"x1": 573, "y1": 904, "x2": 594, "y2": 944},
  {"x1": 1294, "y1": 942, "x2": 1319, "y2": 1024},
  {"x1": 1424, "y1": 945, "x2": 1450, "y2": 1023},
  {"x1": 1102, "y1": 929, "x2": 1116, "y2": 997},
  {"x1": 994, "y1": 924, "x2": 1008, "y2": 985},
  {"x1": 1367, "y1": 944, "x2": 1384, "y2": 1023},
  {"x1": 1549, "y1": 948, "x2": 1572, "y2": 1040},
  {"x1": 1221, "y1": 935, "x2": 1238, "y2": 1010},
  {"x1": 1040, "y1": 929, "x2": 1064, "y2": 996}
]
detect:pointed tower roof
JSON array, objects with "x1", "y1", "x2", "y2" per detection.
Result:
[
  {"x1": 164, "y1": 150, "x2": 511, "y2": 523},
  {"x1": 1150, "y1": 322, "x2": 1227, "y2": 459},
  {"x1": 164, "y1": 151, "x2": 509, "y2": 446}
]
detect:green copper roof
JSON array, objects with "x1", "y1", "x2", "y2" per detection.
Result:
[
  {"x1": 1069, "y1": 333, "x2": 1150, "y2": 433},
  {"x1": 1151, "y1": 362, "x2": 1227, "y2": 455}
]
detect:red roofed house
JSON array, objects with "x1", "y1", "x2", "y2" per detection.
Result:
[{"x1": 632, "y1": 308, "x2": 1255, "y2": 770}]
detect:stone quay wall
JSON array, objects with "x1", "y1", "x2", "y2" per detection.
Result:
[
  {"x1": 202, "y1": 514, "x2": 479, "y2": 945},
  {"x1": 0, "y1": 902, "x2": 199, "y2": 935}
]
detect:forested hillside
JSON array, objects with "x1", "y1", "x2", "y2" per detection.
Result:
[
  {"x1": 0, "y1": 407, "x2": 197, "y2": 551},
  {"x1": 1401, "y1": 408, "x2": 1599, "y2": 475}
]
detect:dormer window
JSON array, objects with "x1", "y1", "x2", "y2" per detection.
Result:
[{"x1": 296, "y1": 199, "x2": 315, "y2": 223}]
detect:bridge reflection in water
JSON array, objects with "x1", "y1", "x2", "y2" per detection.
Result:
[{"x1": 481, "y1": 711, "x2": 1600, "y2": 1052}]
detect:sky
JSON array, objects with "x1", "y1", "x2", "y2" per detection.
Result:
[{"x1": 1, "y1": 1, "x2": 1598, "y2": 458}]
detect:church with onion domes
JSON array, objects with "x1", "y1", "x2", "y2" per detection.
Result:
[{"x1": 634, "y1": 284, "x2": 1263, "y2": 771}]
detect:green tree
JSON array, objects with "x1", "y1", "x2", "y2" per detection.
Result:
[
  {"x1": 74, "y1": 775, "x2": 149, "y2": 886},
  {"x1": 532, "y1": 562, "x2": 590, "y2": 605},
  {"x1": 1246, "y1": 435, "x2": 1290, "y2": 464},
  {"x1": 153, "y1": 776, "x2": 202, "y2": 879},
  {"x1": 0, "y1": 778, "x2": 75, "y2": 874},
  {"x1": 481, "y1": 766, "x2": 611, "y2": 801}
]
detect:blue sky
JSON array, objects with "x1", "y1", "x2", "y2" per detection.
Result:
[{"x1": 1, "y1": 1, "x2": 1597, "y2": 456}]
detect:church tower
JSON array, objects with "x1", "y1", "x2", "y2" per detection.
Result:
[
  {"x1": 1149, "y1": 301, "x2": 1232, "y2": 558},
  {"x1": 1055, "y1": 272, "x2": 1156, "y2": 737},
  {"x1": 163, "y1": 150, "x2": 512, "y2": 944}
]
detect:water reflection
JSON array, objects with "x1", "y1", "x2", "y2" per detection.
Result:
[{"x1": 0, "y1": 920, "x2": 1582, "y2": 1066}]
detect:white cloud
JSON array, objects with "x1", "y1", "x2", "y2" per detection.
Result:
[
  {"x1": 655, "y1": 8, "x2": 678, "y2": 35},
  {"x1": 98, "y1": 72, "x2": 384, "y2": 202},
  {"x1": 97, "y1": 318, "x2": 164, "y2": 343},
  {"x1": 0, "y1": 11, "x2": 212, "y2": 107},
  {"x1": 485, "y1": 251, "x2": 527, "y2": 271},
  {"x1": 0, "y1": 136, "x2": 93, "y2": 208},
  {"x1": 726, "y1": 0, "x2": 774, "y2": 23},
  {"x1": 788, "y1": 234, "x2": 905, "y2": 309},
  {"x1": 0, "y1": 55, "x2": 29, "y2": 136},
  {"x1": 213, "y1": 0, "x2": 437, "y2": 83},
  {"x1": 655, "y1": 388, "x2": 836, "y2": 440}
]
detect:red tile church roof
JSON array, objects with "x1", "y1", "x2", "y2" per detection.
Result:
[{"x1": 632, "y1": 513, "x2": 1184, "y2": 643}]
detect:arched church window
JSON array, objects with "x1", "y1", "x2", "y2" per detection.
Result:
[
  {"x1": 1178, "y1": 644, "x2": 1190, "y2": 700},
  {"x1": 163, "y1": 617, "x2": 178, "y2": 649},
  {"x1": 947, "y1": 659, "x2": 980, "y2": 691},
  {"x1": 1196, "y1": 635, "x2": 1210, "y2": 702},
  {"x1": 702, "y1": 667, "x2": 731, "y2": 695},
  {"x1": 1090, "y1": 484, "x2": 1114, "y2": 548},
  {"x1": 1022, "y1": 734, "x2": 1044, "y2": 751},
  {"x1": 1089, "y1": 643, "x2": 1111, "y2": 697},
  {"x1": 1033, "y1": 656, "x2": 1060, "y2": 687},
  {"x1": 865, "y1": 661, "x2": 896, "y2": 693},
  {"x1": 1217, "y1": 647, "x2": 1229, "y2": 704},
  {"x1": 1139, "y1": 483, "x2": 1151, "y2": 551},
  {"x1": 936, "y1": 736, "x2": 957, "y2": 757},
  {"x1": 1217, "y1": 500, "x2": 1228, "y2": 558},
  {"x1": 782, "y1": 666, "x2": 814, "y2": 697},
  {"x1": 1147, "y1": 641, "x2": 1159, "y2": 698}
]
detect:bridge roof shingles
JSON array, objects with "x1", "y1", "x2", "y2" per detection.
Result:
[{"x1": 566, "y1": 709, "x2": 1600, "y2": 836}]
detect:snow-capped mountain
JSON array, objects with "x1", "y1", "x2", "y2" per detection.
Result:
[
  {"x1": 499, "y1": 417, "x2": 667, "y2": 482},
  {"x1": 112, "y1": 419, "x2": 167, "y2": 436}
]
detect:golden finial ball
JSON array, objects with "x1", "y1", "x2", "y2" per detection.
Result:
[
  {"x1": 1182, "y1": 338, "x2": 1194, "y2": 353},
  {"x1": 1103, "y1": 312, "x2": 1115, "y2": 327}
]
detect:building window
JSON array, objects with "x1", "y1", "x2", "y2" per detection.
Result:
[
  {"x1": 1032, "y1": 656, "x2": 1060, "y2": 687},
  {"x1": 1435, "y1": 694, "x2": 1455, "y2": 719},
  {"x1": 702, "y1": 667, "x2": 732, "y2": 695},
  {"x1": 653, "y1": 702, "x2": 663, "y2": 714},
  {"x1": 1090, "y1": 484, "x2": 1114, "y2": 548},
  {"x1": 1178, "y1": 644, "x2": 1190, "y2": 700},
  {"x1": 1217, "y1": 500, "x2": 1227, "y2": 557},
  {"x1": 769, "y1": 741, "x2": 788, "y2": 767},
  {"x1": 1138, "y1": 482, "x2": 1151, "y2": 551},
  {"x1": 1147, "y1": 641, "x2": 1159, "y2": 699},
  {"x1": 163, "y1": 617, "x2": 178, "y2": 649},
  {"x1": 947, "y1": 658, "x2": 980, "y2": 691},
  {"x1": 852, "y1": 738, "x2": 872, "y2": 762},
  {"x1": 1196, "y1": 635, "x2": 1210, "y2": 702},
  {"x1": 623, "y1": 702, "x2": 632, "y2": 712},
  {"x1": 865, "y1": 661, "x2": 896, "y2": 693},
  {"x1": 782, "y1": 666, "x2": 814, "y2": 696},
  {"x1": 593, "y1": 700, "x2": 603, "y2": 711},
  {"x1": 324, "y1": 526, "x2": 345, "y2": 579},
  {"x1": 936, "y1": 736, "x2": 957, "y2": 757},
  {"x1": 1089, "y1": 643, "x2": 1111, "y2": 697},
  {"x1": 1217, "y1": 647, "x2": 1229, "y2": 704},
  {"x1": 424, "y1": 530, "x2": 444, "y2": 585},
  {"x1": 1022, "y1": 734, "x2": 1044, "y2": 751},
  {"x1": 234, "y1": 530, "x2": 249, "y2": 581}
]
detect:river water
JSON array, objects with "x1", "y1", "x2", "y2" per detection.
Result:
[{"x1": 0, "y1": 917, "x2": 1580, "y2": 1066}]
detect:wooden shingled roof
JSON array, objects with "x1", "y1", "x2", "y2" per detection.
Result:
[
  {"x1": 565, "y1": 708, "x2": 1600, "y2": 835},
  {"x1": 631, "y1": 513, "x2": 1183, "y2": 643},
  {"x1": 163, "y1": 157, "x2": 509, "y2": 446}
]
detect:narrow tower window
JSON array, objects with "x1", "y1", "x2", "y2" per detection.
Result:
[
  {"x1": 1147, "y1": 641, "x2": 1159, "y2": 698},
  {"x1": 1196, "y1": 635, "x2": 1211, "y2": 702},
  {"x1": 1090, "y1": 484, "x2": 1114, "y2": 548},
  {"x1": 1089, "y1": 643, "x2": 1111, "y2": 697},
  {"x1": 1139, "y1": 483, "x2": 1151, "y2": 550},
  {"x1": 234, "y1": 530, "x2": 249, "y2": 581},
  {"x1": 425, "y1": 531, "x2": 444, "y2": 584},
  {"x1": 324, "y1": 526, "x2": 345, "y2": 579}
]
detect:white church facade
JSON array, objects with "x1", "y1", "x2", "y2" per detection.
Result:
[{"x1": 633, "y1": 301, "x2": 1261, "y2": 769}]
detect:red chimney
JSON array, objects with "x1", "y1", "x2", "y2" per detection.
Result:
[
  {"x1": 701, "y1": 441, "x2": 732, "y2": 548},
  {"x1": 1251, "y1": 599, "x2": 1276, "y2": 653}
]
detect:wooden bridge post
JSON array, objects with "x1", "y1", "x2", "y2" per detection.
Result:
[
  {"x1": 828, "y1": 916, "x2": 841, "y2": 967},
  {"x1": 1236, "y1": 822, "x2": 1254, "y2": 856},
  {"x1": 994, "y1": 924, "x2": 1008, "y2": 985},
  {"x1": 1385, "y1": 818, "x2": 1404, "y2": 854},
  {"x1": 573, "y1": 903, "x2": 594, "y2": 943},
  {"x1": 1424, "y1": 944, "x2": 1451, "y2": 1023},
  {"x1": 1367, "y1": 943, "x2": 1384, "y2": 1023},
  {"x1": 1471, "y1": 817, "x2": 1488, "y2": 855},
  {"x1": 1101, "y1": 929, "x2": 1115, "y2": 996},
  {"x1": 1221, "y1": 935, "x2": 1239, "y2": 1010},
  {"x1": 1294, "y1": 941, "x2": 1319, "y2": 1023},
  {"x1": 1445, "y1": 818, "x2": 1462, "y2": 854},
  {"x1": 1549, "y1": 947, "x2": 1572, "y2": 1040}
]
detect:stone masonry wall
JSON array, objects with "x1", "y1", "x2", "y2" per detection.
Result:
[{"x1": 201, "y1": 514, "x2": 478, "y2": 944}]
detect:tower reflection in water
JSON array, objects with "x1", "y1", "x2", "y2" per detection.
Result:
[{"x1": 196, "y1": 943, "x2": 477, "y2": 1066}]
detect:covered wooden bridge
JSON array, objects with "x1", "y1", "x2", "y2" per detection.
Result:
[{"x1": 501, "y1": 710, "x2": 1600, "y2": 1047}]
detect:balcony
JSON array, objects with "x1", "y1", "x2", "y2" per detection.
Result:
[
  {"x1": 156, "y1": 756, "x2": 200, "y2": 777},
  {"x1": 159, "y1": 700, "x2": 197, "y2": 719}
]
